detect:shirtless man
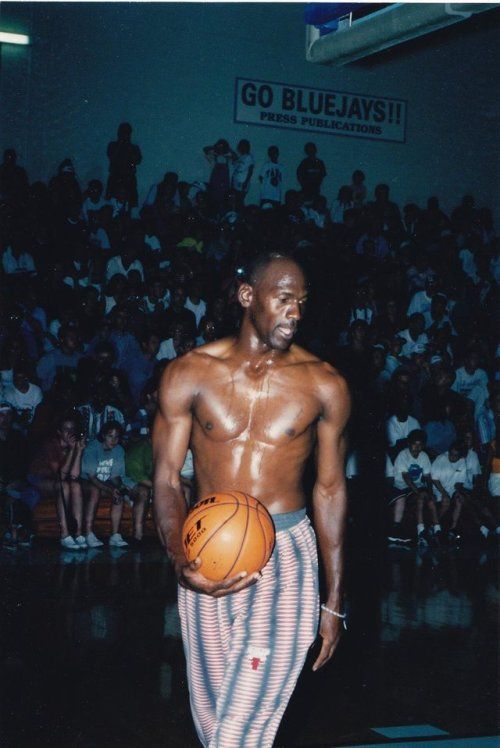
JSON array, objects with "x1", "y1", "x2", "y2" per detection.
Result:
[{"x1": 153, "y1": 253, "x2": 350, "y2": 748}]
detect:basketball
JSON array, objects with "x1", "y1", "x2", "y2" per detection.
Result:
[{"x1": 182, "y1": 492, "x2": 276, "y2": 582}]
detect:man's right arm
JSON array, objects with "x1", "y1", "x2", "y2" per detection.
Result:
[
  {"x1": 153, "y1": 357, "x2": 194, "y2": 572},
  {"x1": 153, "y1": 356, "x2": 258, "y2": 597}
]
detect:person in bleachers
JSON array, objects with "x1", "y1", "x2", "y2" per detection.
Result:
[
  {"x1": 431, "y1": 440, "x2": 468, "y2": 543},
  {"x1": 0, "y1": 403, "x2": 35, "y2": 549},
  {"x1": 106, "y1": 122, "x2": 142, "y2": 209},
  {"x1": 28, "y1": 412, "x2": 87, "y2": 550},
  {"x1": 296, "y1": 142, "x2": 326, "y2": 201},
  {"x1": 2, "y1": 230, "x2": 36, "y2": 276},
  {"x1": 389, "y1": 429, "x2": 437, "y2": 547},
  {"x1": 36, "y1": 325, "x2": 83, "y2": 392},
  {"x1": 386, "y1": 394, "x2": 421, "y2": 460},
  {"x1": 81, "y1": 420, "x2": 134, "y2": 548}
]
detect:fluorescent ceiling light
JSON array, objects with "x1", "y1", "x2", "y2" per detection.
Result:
[{"x1": 0, "y1": 32, "x2": 30, "y2": 45}]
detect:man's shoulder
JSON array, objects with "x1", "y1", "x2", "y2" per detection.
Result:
[{"x1": 289, "y1": 347, "x2": 349, "y2": 399}]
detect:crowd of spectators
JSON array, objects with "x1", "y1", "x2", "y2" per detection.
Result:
[{"x1": 0, "y1": 124, "x2": 498, "y2": 554}]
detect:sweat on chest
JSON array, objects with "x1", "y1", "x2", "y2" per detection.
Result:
[{"x1": 193, "y1": 378, "x2": 317, "y2": 444}]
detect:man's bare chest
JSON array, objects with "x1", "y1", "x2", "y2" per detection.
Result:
[{"x1": 192, "y1": 371, "x2": 319, "y2": 445}]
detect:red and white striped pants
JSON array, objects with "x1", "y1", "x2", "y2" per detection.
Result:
[{"x1": 178, "y1": 509, "x2": 319, "y2": 748}]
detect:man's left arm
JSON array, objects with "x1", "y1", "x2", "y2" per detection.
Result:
[{"x1": 312, "y1": 368, "x2": 351, "y2": 671}]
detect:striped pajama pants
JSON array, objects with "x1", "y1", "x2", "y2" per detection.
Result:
[{"x1": 178, "y1": 508, "x2": 319, "y2": 748}]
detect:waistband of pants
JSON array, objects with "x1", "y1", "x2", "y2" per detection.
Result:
[{"x1": 271, "y1": 507, "x2": 307, "y2": 532}]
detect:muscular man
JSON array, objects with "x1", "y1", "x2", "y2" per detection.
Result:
[{"x1": 153, "y1": 253, "x2": 350, "y2": 748}]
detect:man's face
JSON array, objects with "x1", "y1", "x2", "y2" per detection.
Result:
[
  {"x1": 449, "y1": 448, "x2": 461, "y2": 463},
  {"x1": 409, "y1": 315, "x2": 424, "y2": 337},
  {"x1": 59, "y1": 421, "x2": 77, "y2": 447},
  {"x1": 144, "y1": 334, "x2": 160, "y2": 358},
  {"x1": 465, "y1": 353, "x2": 479, "y2": 374},
  {"x1": 409, "y1": 440, "x2": 423, "y2": 458},
  {"x1": 13, "y1": 371, "x2": 30, "y2": 392},
  {"x1": 173, "y1": 287, "x2": 186, "y2": 309},
  {"x1": 245, "y1": 260, "x2": 307, "y2": 351},
  {"x1": 61, "y1": 330, "x2": 79, "y2": 352}
]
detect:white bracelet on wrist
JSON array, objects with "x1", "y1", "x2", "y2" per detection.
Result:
[{"x1": 321, "y1": 603, "x2": 347, "y2": 629}]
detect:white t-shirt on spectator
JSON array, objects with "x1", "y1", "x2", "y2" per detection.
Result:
[
  {"x1": 232, "y1": 153, "x2": 254, "y2": 192},
  {"x1": 157, "y1": 338, "x2": 177, "y2": 361},
  {"x1": 407, "y1": 290, "x2": 433, "y2": 317},
  {"x1": 185, "y1": 298, "x2": 207, "y2": 329},
  {"x1": 431, "y1": 452, "x2": 467, "y2": 499},
  {"x1": 145, "y1": 233, "x2": 162, "y2": 253},
  {"x1": 452, "y1": 367, "x2": 489, "y2": 397},
  {"x1": 259, "y1": 161, "x2": 284, "y2": 203},
  {"x1": 82, "y1": 197, "x2": 108, "y2": 222},
  {"x1": 464, "y1": 448, "x2": 481, "y2": 490},
  {"x1": 393, "y1": 448, "x2": 432, "y2": 490},
  {"x1": 2, "y1": 247, "x2": 36, "y2": 275},
  {"x1": 105, "y1": 256, "x2": 145, "y2": 282},
  {"x1": 4, "y1": 383, "x2": 43, "y2": 422},
  {"x1": 386, "y1": 415, "x2": 421, "y2": 447},
  {"x1": 397, "y1": 329, "x2": 429, "y2": 357}
]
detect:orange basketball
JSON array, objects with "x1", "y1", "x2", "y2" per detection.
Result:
[{"x1": 182, "y1": 492, "x2": 276, "y2": 582}]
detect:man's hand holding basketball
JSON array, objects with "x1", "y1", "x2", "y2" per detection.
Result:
[{"x1": 176, "y1": 557, "x2": 260, "y2": 597}]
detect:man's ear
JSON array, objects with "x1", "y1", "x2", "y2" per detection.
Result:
[{"x1": 238, "y1": 282, "x2": 253, "y2": 309}]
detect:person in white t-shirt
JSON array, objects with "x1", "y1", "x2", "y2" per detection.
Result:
[
  {"x1": 386, "y1": 396, "x2": 421, "y2": 458},
  {"x1": 231, "y1": 139, "x2": 254, "y2": 210},
  {"x1": 451, "y1": 350, "x2": 489, "y2": 411},
  {"x1": 407, "y1": 274, "x2": 441, "y2": 317},
  {"x1": 3, "y1": 365, "x2": 43, "y2": 426},
  {"x1": 431, "y1": 441, "x2": 468, "y2": 542},
  {"x1": 82, "y1": 179, "x2": 108, "y2": 223},
  {"x1": 398, "y1": 314, "x2": 429, "y2": 358},
  {"x1": 184, "y1": 278, "x2": 207, "y2": 330},
  {"x1": 105, "y1": 246, "x2": 145, "y2": 283},
  {"x1": 459, "y1": 428, "x2": 498, "y2": 541},
  {"x1": 389, "y1": 429, "x2": 438, "y2": 546},
  {"x1": 2, "y1": 241, "x2": 36, "y2": 275},
  {"x1": 259, "y1": 146, "x2": 284, "y2": 207}
]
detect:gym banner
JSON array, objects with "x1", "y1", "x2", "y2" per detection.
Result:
[{"x1": 234, "y1": 77, "x2": 407, "y2": 143}]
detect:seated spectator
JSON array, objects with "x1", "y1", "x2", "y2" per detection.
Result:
[
  {"x1": 3, "y1": 364, "x2": 43, "y2": 427},
  {"x1": 476, "y1": 389, "x2": 498, "y2": 462},
  {"x1": 386, "y1": 395, "x2": 421, "y2": 459},
  {"x1": 348, "y1": 285, "x2": 373, "y2": 326},
  {"x1": 355, "y1": 219, "x2": 389, "y2": 261},
  {"x1": 383, "y1": 335, "x2": 405, "y2": 376},
  {"x1": 330, "y1": 185, "x2": 354, "y2": 224},
  {"x1": 105, "y1": 240, "x2": 145, "y2": 283},
  {"x1": 398, "y1": 313, "x2": 429, "y2": 358},
  {"x1": 451, "y1": 349, "x2": 489, "y2": 413},
  {"x1": 78, "y1": 383, "x2": 126, "y2": 441},
  {"x1": 424, "y1": 402, "x2": 457, "y2": 457},
  {"x1": 424, "y1": 293, "x2": 455, "y2": 336},
  {"x1": 126, "y1": 330, "x2": 160, "y2": 404},
  {"x1": 157, "y1": 322, "x2": 196, "y2": 362},
  {"x1": 88, "y1": 209, "x2": 112, "y2": 253},
  {"x1": 367, "y1": 183, "x2": 402, "y2": 234},
  {"x1": 196, "y1": 317, "x2": 218, "y2": 347},
  {"x1": 28, "y1": 412, "x2": 87, "y2": 550},
  {"x1": 370, "y1": 345, "x2": 391, "y2": 392},
  {"x1": 36, "y1": 326, "x2": 83, "y2": 392},
  {"x1": 406, "y1": 251, "x2": 435, "y2": 293},
  {"x1": 81, "y1": 420, "x2": 134, "y2": 547},
  {"x1": 2, "y1": 231, "x2": 36, "y2": 275},
  {"x1": 0, "y1": 403, "x2": 36, "y2": 549},
  {"x1": 107, "y1": 304, "x2": 142, "y2": 371},
  {"x1": 407, "y1": 273, "x2": 441, "y2": 317},
  {"x1": 82, "y1": 179, "x2": 107, "y2": 222},
  {"x1": 142, "y1": 277, "x2": 170, "y2": 316},
  {"x1": 0, "y1": 337, "x2": 27, "y2": 391},
  {"x1": 125, "y1": 436, "x2": 154, "y2": 544},
  {"x1": 431, "y1": 440, "x2": 468, "y2": 543},
  {"x1": 389, "y1": 429, "x2": 438, "y2": 546},
  {"x1": 161, "y1": 286, "x2": 197, "y2": 339},
  {"x1": 184, "y1": 278, "x2": 207, "y2": 330}
]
